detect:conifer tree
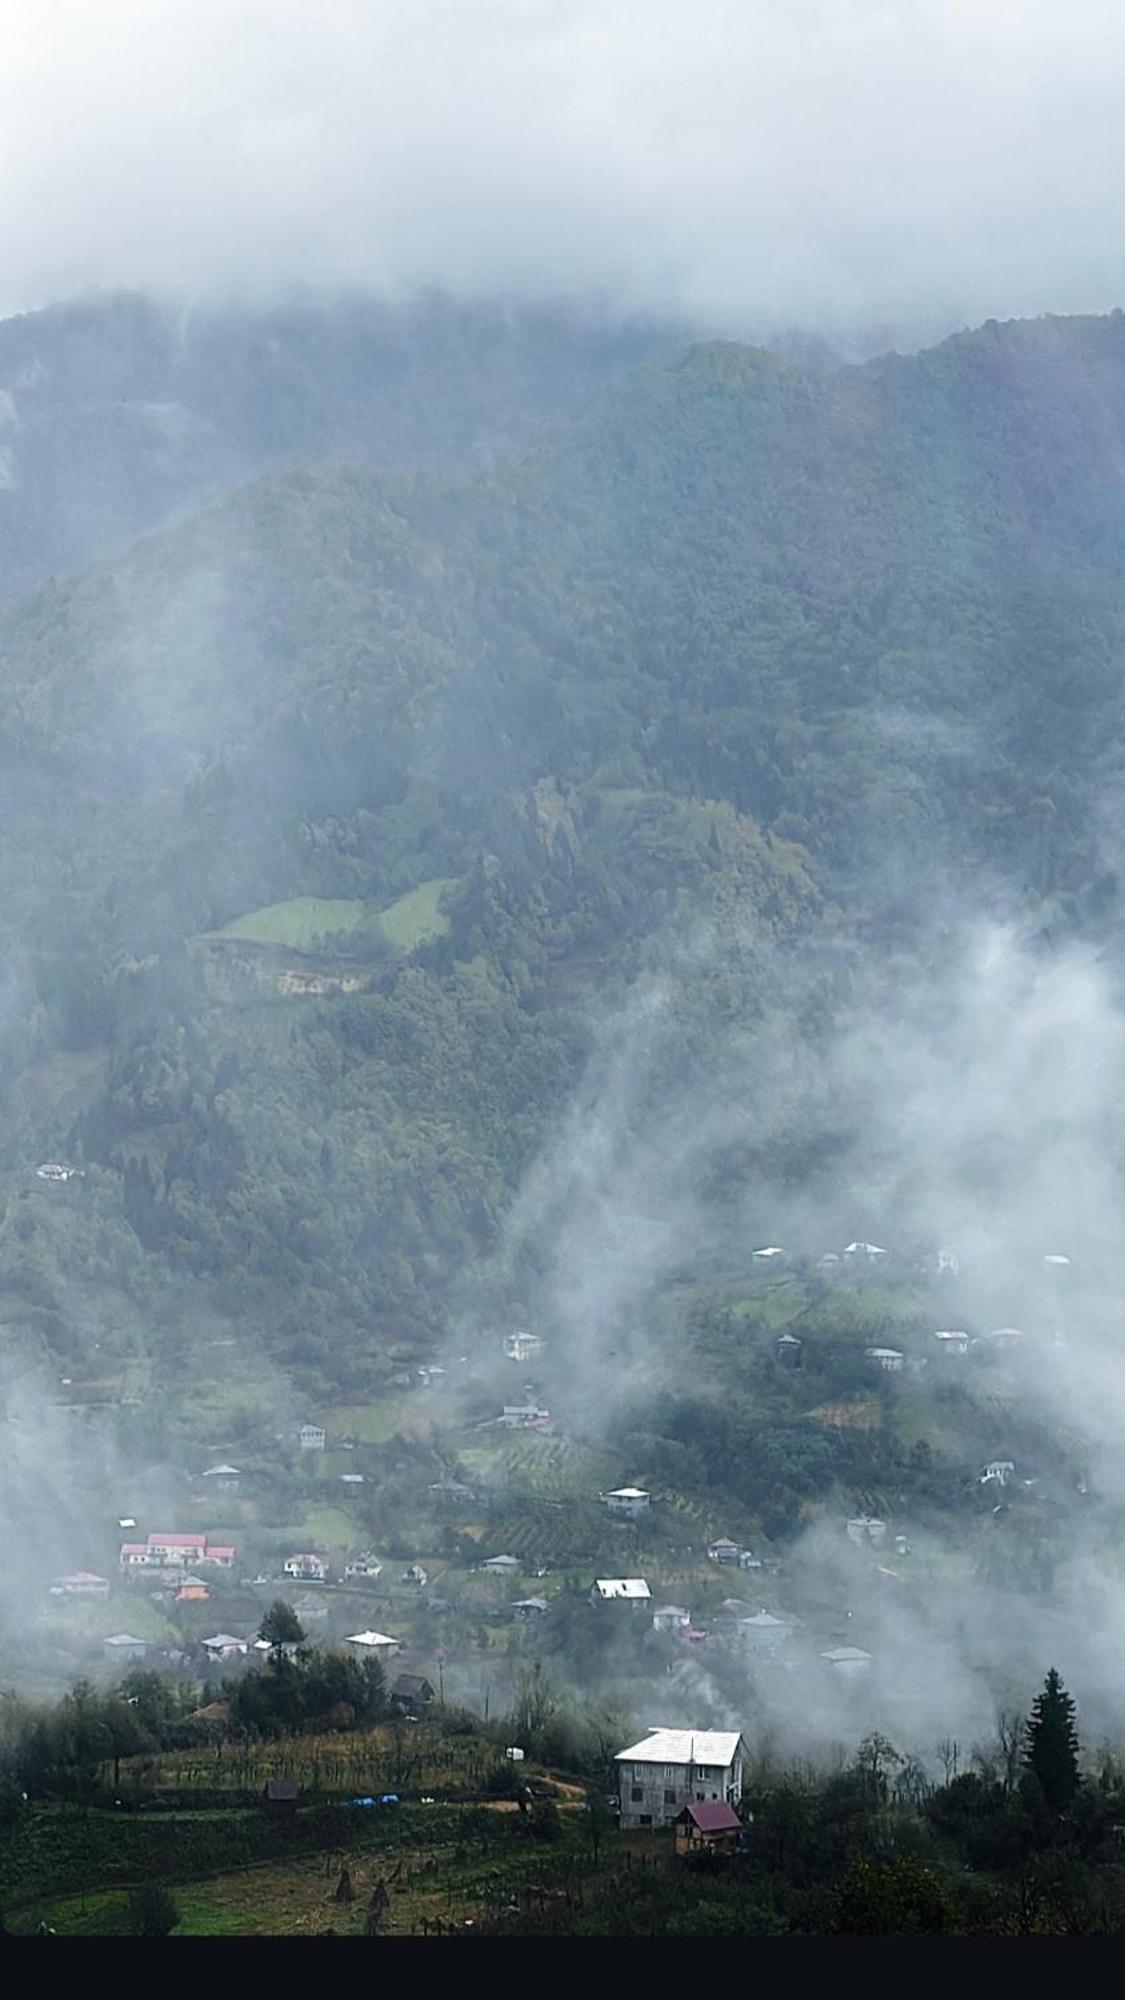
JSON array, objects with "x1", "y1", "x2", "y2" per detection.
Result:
[{"x1": 1023, "y1": 1668, "x2": 1081, "y2": 1811}]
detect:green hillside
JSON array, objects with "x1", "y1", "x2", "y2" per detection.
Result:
[
  {"x1": 0, "y1": 309, "x2": 1121, "y2": 1413},
  {"x1": 209, "y1": 879, "x2": 456, "y2": 955}
]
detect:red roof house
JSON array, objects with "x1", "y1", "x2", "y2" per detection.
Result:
[{"x1": 675, "y1": 1800, "x2": 743, "y2": 1854}]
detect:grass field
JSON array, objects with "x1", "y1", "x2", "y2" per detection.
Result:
[
  {"x1": 320, "y1": 1397, "x2": 416, "y2": 1443},
  {"x1": 14, "y1": 1816, "x2": 601, "y2": 1936},
  {"x1": 207, "y1": 878, "x2": 457, "y2": 957}
]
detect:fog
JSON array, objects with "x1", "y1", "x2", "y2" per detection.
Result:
[
  {"x1": 464, "y1": 902, "x2": 1125, "y2": 1764},
  {"x1": 3, "y1": 3, "x2": 1125, "y2": 341}
]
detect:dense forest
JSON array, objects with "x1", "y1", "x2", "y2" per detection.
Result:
[{"x1": 0, "y1": 306, "x2": 1123, "y2": 1374}]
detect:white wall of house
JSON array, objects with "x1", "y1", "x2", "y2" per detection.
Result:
[{"x1": 617, "y1": 1749, "x2": 744, "y2": 1830}]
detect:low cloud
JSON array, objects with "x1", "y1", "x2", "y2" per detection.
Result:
[{"x1": 2, "y1": 4, "x2": 1125, "y2": 338}]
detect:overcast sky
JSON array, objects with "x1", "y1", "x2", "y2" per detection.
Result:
[{"x1": 3, "y1": 1, "x2": 1124, "y2": 338}]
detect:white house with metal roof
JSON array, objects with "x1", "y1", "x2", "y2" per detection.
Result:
[
  {"x1": 591, "y1": 1578, "x2": 651, "y2": 1606},
  {"x1": 604, "y1": 1486, "x2": 650, "y2": 1517},
  {"x1": 615, "y1": 1728, "x2": 746, "y2": 1829}
]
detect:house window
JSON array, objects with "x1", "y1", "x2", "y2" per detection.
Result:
[
  {"x1": 639, "y1": 1815, "x2": 652, "y2": 1827},
  {"x1": 664, "y1": 1789, "x2": 677, "y2": 1805},
  {"x1": 631, "y1": 1787, "x2": 644, "y2": 1804},
  {"x1": 696, "y1": 1793, "x2": 706, "y2": 1802}
]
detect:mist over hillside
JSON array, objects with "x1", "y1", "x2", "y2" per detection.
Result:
[{"x1": 3, "y1": 298, "x2": 1125, "y2": 1776}]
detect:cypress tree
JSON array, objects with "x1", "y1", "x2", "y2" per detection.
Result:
[{"x1": 1022, "y1": 1668, "x2": 1081, "y2": 1810}]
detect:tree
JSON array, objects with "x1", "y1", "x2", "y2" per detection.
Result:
[
  {"x1": 258, "y1": 1600, "x2": 305, "y2": 1661},
  {"x1": 1023, "y1": 1669, "x2": 1081, "y2": 1813},
  {"x1": 127, "y1": 1883, "x2": 180, "y2": 1936}
]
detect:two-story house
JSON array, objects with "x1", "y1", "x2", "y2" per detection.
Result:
[
  {"x1": 283, "y1": 1553, "x2": 328, "y2": 1581},
  {"x1": 615, "y1": 1728, "x2": 746, "y2": 1830}
]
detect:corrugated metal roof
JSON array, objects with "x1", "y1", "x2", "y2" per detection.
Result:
[
  {"x1": 679, "y1": 1801, "x2": 742, "y2": 1832},
  {"x1": 616, "y1": 1729, "x2": 743, "y2": 1765}
]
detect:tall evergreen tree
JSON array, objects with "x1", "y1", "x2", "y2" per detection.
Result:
[{"x1": 1023, "y1": 1669, "x2": 1081, "y2": 1811}]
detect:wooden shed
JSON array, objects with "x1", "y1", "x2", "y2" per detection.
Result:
[{"x1": 675, "y1": 1800, "x2": 743, "y2": 1855}]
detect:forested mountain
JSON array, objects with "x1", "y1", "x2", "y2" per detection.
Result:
[
  {"x1": 1, "y1": 308, "x2": 1125, "y2": 1402},
  {"x1": 0, "y1": 291, "x2": 692, "y2": 604}
]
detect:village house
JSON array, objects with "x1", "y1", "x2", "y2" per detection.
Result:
[
  {"x1": 343, "y1": 1556, "x2": 383, "y2": 1582},
  {"x1": 776, "y1": 1332, "x2": 803, "y2": 1367},
  {"x1": 252, "y1": 1638, "x2": 300, "y2": 1662},
  {"x1": 708, "y1": 1537, "x2": 740, "y2": 1564},
  {"x1": 752, "y1": 1246, "x2": 788, "y2": 1264},
  {"x1": 739, "y1": 1609, "x2": 795, "y2": 1655},
  {"x1": 935, "y1": 1248, "x2": 960, "y2": 1275},
  {"x1": 822, "y1": 1646, "x2": 873, "y2": 1676},
  {"x1": 402, "y1": 1563, "x2": 429, "y2": 1587},
  {"x1": 932, "y1": 1330, "x2": 970, "y2": 1355},
  {"x1": 865, "y1": 1347, "x2": 905, "y2": 1372},
  {"x1": 201, "y1": 1633, "x2": 249, "y2": 1663},
  {"x1": 429, "y1": 1478, "x2": 474, "y2": 1502},
  {"x1": 283, "y1": 1553, "x2": 329, "y2": 1582},
  {"x1": 49, "y1": 1571, "x2": 109, "y2": 1598},
  {"x1": 292, "y1": 1593, "x2": 328, "y2": 1625},
  {"x1": 981, "y1": 1460, "x2": 1016, "y2": 1487},
  {"x1": 604, "y1": 1486, "x2": 650, "y2": 1517},
  {"x1": 591, "y1": 1578, "x2": 651, "y2": 1607},
  {"x1": 845, "y1": 1242, "x2": 887, "y2": 1264},
  {"x1": 119, "y1": 1532, "x2": 235, "y2": 1570},
  {"x1": 846, "y1": 1515, "x2": 887, "y2": 1545},
  {"x1": 615, "y1": 1728, "x2": 746, "y2": 1831},
  {"x1": 510, "y1": 1596, "x2": 548, "y2": 1622},
  {"x1": 480, "y1": 1554, "x2": 521, "y2": 1574},
  {"x1": 103, "y1": 1634, "x2": 147, "y2": 1662},
  {"x1": 652, "y1": 1604, "x2": 692, "y2": 1633},
  {"x1": 298, "y1": 1423, "x2": 326, "y2": 1451},
  {"x1": 202, "y1": 1465, "x2": 242, "y2": 1494},
  {"x1": 417, "y1": 1366, "x2": 446, "y2": 1390},
  {"x1": 340, "y1": 1472, "x2": 364, "y2": 1486},
  {"x1": 199, "y1": 1542, "x2": 236, "y2": 1569},
  {"x1": 675, "y1": 1801, "x2": 744, "y2": 1855},
  {"x1": 343, "y1": 1630, "x2": 401, "y2": 1659},
  {"x1": 505, "y1": 1330, "x2": 542, "y2": 1364},
  {"x1": 175, "y1": 1576, "x2": 211, "y2": 1603},
  {"x1": 1044, "y1": 1253, "x2": 1071, "y2": 1270},
  {"x1": 499, "y1": 1403, "x2": 552, "y2": 1431}
]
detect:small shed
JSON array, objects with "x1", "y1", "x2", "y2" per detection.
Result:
[
  {"x1": 392, "y1": 1672, "x2": 435, "y2": 1709},
  {"x1": 776, "y1": 1332, "x2": 803, "y2": 1367},
  {"x1": 263, "y1": 1777, "x2": 299, "y2": 1818},
  {"x1": 675, "y1": 1800, "x2": 743, "y2": 1854}
]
